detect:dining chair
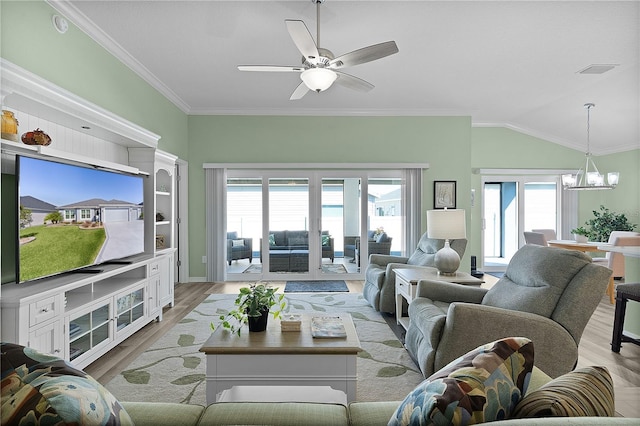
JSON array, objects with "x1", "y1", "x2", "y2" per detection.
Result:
[
  {"x1": 532, "y1": 228, "x2": 557, "y2": 242},
  {"x1": 523, "y1": 231, "x2": 548, "y2": 246}
]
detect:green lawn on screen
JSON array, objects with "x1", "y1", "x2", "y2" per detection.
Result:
[{"x1": 19, "y1": 224, "x2": 106, "y2": 281}]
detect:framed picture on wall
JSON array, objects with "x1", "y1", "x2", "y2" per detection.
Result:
[{"x1": 434, "y1": 181, "x2": 456, "y2": 209}]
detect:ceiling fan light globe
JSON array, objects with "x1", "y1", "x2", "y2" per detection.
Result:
[{"x1": 301, "y1": 68, "x2": 337, "y2": 92}]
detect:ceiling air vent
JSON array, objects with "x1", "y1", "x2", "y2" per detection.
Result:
[{"x1": 577, "y1": 64, "x2": 619, "y2": 74}]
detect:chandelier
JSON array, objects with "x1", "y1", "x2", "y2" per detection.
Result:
[{"x1": 562, "y1": 103, "x2": 619, "y2": 190}]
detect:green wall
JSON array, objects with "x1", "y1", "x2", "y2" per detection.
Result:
[
  {"x1": 187, "y1": 115, "x2": 472, "y2": 278},
  {"x1": 2, "y1": 1, "x2": 638, "y2": 282},
  {"x1": 0, "y1": 1, "x2": 188, "y2": 159},
  {"x1": 470, "y1": 128, "x2": 640, "y2": 263}
]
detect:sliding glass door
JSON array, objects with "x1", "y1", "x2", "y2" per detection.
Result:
[
  {"x1": 482, "y1": 176, "x2": 560, "y2": 271},
  {"x1": 224, "y1": 169, "x2": 406, "y2": 281}
]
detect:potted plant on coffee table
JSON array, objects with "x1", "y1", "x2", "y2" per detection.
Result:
[{"x1": 210, "y1": 282, "x2": 286, "y2": 335}]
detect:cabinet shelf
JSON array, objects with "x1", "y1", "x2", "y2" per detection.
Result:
[
  {"x1": 155, "y1": 190, "x2": 170, "y2": 196},
  {"x1": 65, "y1": 277, "x2": 146, "y2": 313},
  {"x1": 156, "y1": 221, "x2": 171, "y2": 226}
]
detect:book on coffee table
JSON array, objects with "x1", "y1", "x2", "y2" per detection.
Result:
[{"x1": 311, "y1": 316, "x2": 347, "y2": 338}]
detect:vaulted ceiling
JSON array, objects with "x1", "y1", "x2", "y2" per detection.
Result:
[{"x1": 52, "y1": 1, "x2": 639, "y2": 154}]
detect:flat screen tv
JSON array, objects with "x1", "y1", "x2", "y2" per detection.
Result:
[{"x1": 17, "y1": 155, "x2": 145, "y2": 283}]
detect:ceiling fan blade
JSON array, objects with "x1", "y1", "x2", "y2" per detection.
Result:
[
  {"x1": 329, "y1": 41, "x2": 399, "y2": 69},
  {"x1": 290, "y1": 81, "x2": 310, "y2": 100},
  {"x1": 238, "y1": 65, "x2": 304, "y2": 72},
  {"x1": 334, "y1": 71, "x2": 374, "y2": 92},
  {"x1": 285, "y1": 20, "x2": 320, "y2": 63}
]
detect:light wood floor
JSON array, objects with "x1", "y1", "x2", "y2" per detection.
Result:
[{"x1": 86, "y1": 281, "x2": 640, "y2": 418}]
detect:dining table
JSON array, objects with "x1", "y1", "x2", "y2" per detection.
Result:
[{"x1": 547, "y1": 240, "x2": 615, "y2": 303}]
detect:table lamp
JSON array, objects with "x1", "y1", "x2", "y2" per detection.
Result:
[{"x1": 427, "y1": 209, "x2": 466, "y2": 276}]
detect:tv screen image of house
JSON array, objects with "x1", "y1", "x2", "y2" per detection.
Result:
[{"x1": 17, "y1": 155, "x2": 145, "y2": 283}]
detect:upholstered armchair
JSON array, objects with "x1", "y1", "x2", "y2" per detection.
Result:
[
  {"x1": 405, "y1": 244, "x2": 612, "y2": 379},
  {"x1": 226, "y1": 231, "x2": 253, "y2": 265},
  {"x1": 362, "y1": 232, "x2": 467, "y2": 313}
]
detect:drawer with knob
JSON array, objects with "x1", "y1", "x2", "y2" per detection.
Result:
[{"x1": 29, "y1": 296, "x2": 59, "y2": 327}]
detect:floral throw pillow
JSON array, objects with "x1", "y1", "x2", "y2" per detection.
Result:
[
  {"x1": 388, "y1": 337, "x2": 534, "y2": 426},
  {"x1": 1, "y1": 342, "x2": 133, "y2": 425}
]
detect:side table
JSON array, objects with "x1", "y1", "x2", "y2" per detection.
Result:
[{"x1": 394, "y1": 267, "x2": 492, "y2": 331}]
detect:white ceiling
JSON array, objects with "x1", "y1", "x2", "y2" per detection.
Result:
[{"x1": 52, "y1": 1, "x2": 639, "y2": 155}]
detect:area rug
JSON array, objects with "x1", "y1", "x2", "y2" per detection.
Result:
[
  {"x1": 284, "y1": 280, "x2": 348, "y2": 293},
  {"x1": 243, "y1": 263, "x2": 348, "y2": 274},
  {"x1": 105, "y1": 293, "x2": 423, "y2": 405}
]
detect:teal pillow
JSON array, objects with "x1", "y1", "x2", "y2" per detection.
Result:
[
  {"x1": 389, "y1": 337, "x2": 534, "y2": 425},
  {"x1": 376, "y1": 232, "x2": 388, "y2": 243},
  {"x1": 268, "y1": 234, "x2": 276, "y2": 245},
  {"x1": 322, "y1": 235, "x2": 330, "y2": 246},
  {"x1": 1, "y1": 342, "x2": 134, "y2": 425}
]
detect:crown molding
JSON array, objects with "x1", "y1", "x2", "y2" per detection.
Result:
[
  {"x1": 45, "y1": 0, "x2": 191, "y2": 114},
  {"x1": 473, "y1": 121, "x2": 639, "y2": 156}
]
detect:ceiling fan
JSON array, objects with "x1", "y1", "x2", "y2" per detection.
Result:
[{"x1": 238, "y1": 0, "x2": 399, "y2": 100}]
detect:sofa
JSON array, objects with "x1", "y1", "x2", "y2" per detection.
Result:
[
  {"x1": 260, "y1": 230, "x2": 334, "y2": 272},
  {"x1": 2, "y1": 341, "x2": 633, "y2": 426},
  {"x1": 226, "y1": 231, "x2": 252, "y2": 265}
]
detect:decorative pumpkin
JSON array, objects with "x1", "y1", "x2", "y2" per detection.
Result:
[{"x1": 22, "y1": 128, "x2": 52, "y2": 146}]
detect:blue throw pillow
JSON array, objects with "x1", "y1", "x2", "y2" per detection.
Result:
[
  {"x1": 268, "y1": 234, "x2": 276, "y2": 246},
  {"x1": 322, "y1": 235, "x2": 330, "y2": 246},
  {"x1": 376, "y1": 232, "x2": 388, "y2": 243}
]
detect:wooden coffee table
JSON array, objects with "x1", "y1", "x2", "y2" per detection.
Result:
[{"x1": 200, "y1": 313, "x2": 361, "y2": 403}]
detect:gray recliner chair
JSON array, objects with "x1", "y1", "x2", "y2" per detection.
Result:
[
  {"x1": 405, "y1": 244, "x2": 612, "y2": 379},
  {"x1": 362, "y1": 232, "x2": 467, "y2": 313}
]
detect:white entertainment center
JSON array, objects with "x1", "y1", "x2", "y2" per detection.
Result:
[{"x1": 1, "y1": 59, "x2": 177, "y2": 369}]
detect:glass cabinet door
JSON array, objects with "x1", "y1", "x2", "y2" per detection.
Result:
[
  {"x1": 68, "y1": 303, "x2": 110, "y2": 361},
  {"x1": 116, "y1": 287, "x2": 145, "y2": 332}
]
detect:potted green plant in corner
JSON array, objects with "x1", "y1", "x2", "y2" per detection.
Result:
[{"x1": 210, "y1": 282, "x2": 286, "y2": 335}]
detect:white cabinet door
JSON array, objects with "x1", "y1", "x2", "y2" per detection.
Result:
[
  {"x1": 159, "y1": 253, "x2": 175, "y2": 308},
  {"x1": 28, "y1": 320, "x2": 62, "y2": 357},
  {"x1": 148, "y1": 273, "x2": 162, "y2": 320}
]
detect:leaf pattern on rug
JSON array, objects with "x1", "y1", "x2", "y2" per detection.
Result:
[
  {"x1": 377, "y1": 366, "x2": 408, "y2": 377},
  {"x1": 382, "y1": 339, "x2": 404, "y2": 348},
  {"x1": 177, "y1": 334, "x2": 195, "y2": 347},
  {"x1": 106, "y1": 292, "x2": 424, "y2": 405},
  {"x1": 123, "y1": 370, "x2": 150, "y2": 385},
  {"x1": 171, "y1": 374, "x2": 205, "y2": 385},
  {"x1": 182, "y1": 356, "x2": 201, "y2": 369}
]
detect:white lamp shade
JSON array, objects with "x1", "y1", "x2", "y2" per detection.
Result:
[
  {"x1": 426, "y1": 209, "x2": 466, "y2": 240},
  {"x1": 300, "y1": 68, "x2": 337, "y2": 92},
  {"x1": 607, "y1": 172, "x2": 619, "y2": 186}
]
